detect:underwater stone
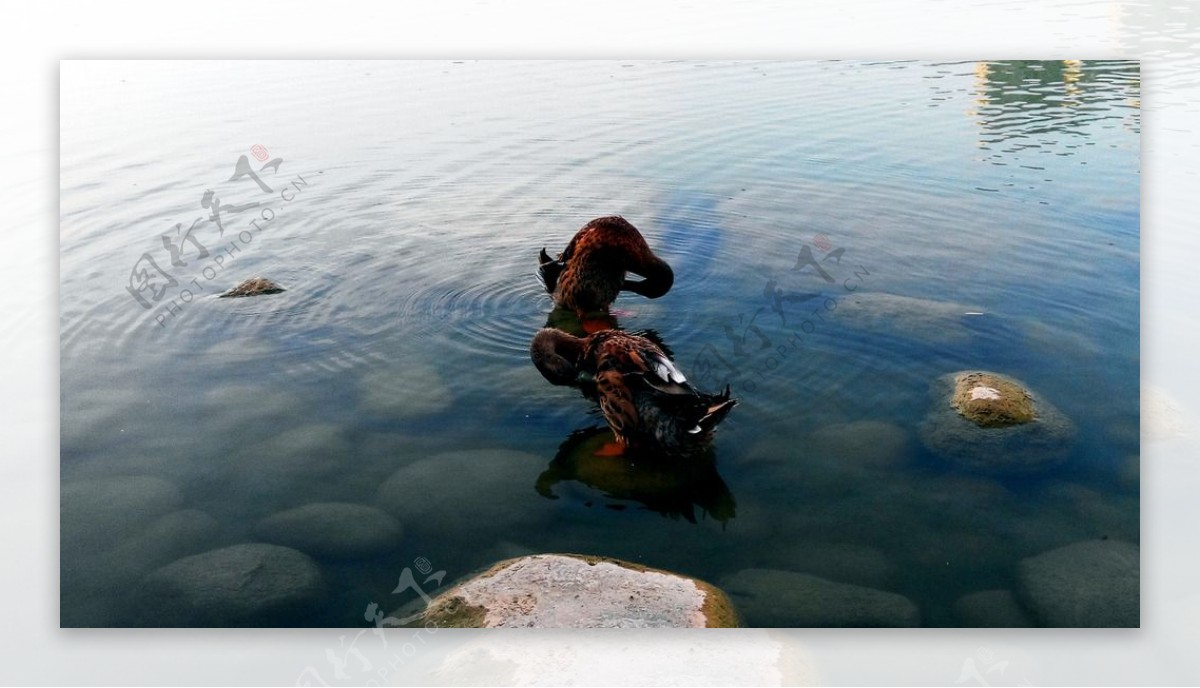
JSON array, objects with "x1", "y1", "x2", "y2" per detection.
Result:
[
  {"x1": 767, "y1": 542, "x2": 897, "y2": 589},
  {"x1": 720, "y1": 568, "x2": 920, "y2": 627},
  {"x1": 254, "y1": 502, "x2": 402, "y2": 560},
  {"x1": 61, "y1": 475, "x2": 184, "y2": 555},
  {"x1": 219, "y1": 277, "x2": 285, "y2": 297},
  {"x1": 952, "y1": 589, "x2": 1033, "y2": 627},
  {"x1": 807, "y1": 420, "x2": 910, "y2": 469},
  {"x1": 919, "y1": 371, "x2": 1075, "y2": 474},
  {"x1": 416, "y1": 554, "x2": 738, "y2": 628},
  {"x1": 137, "y1": 544, "x2": 324, "y2": 627},
  {"x1": 1016, "y1": 539, "x2": 1139, "y2": 627},
  {"x1": 359, "y1": 359, "x2": 453, "y2": 419},
  {"x1": 375, "y1": 449, "x2": 547, "y2": 535}
]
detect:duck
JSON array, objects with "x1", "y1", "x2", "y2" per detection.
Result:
[
  {"x1": 530, "y1": 327, "x2": 737, "y2": 457},
  {"x1": 538, "y1": 216, "x2": 674, "y2": 333}
]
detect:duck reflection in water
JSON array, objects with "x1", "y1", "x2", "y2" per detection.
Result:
[{"x1": 535, "y1": 426, "x2": 737, "y2": 525}]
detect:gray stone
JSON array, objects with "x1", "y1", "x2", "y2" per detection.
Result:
[
  {"x1": 1017, "y1": 539, "x2": 1139, "y2": 627},
  {"x1": 375, "y1": 449, "x2": 546, "y2": 535},
  {"x1": 240, "y1": 423, "x2": 354, "y2": 479},
  {"x1": 416, "y1": 554, "x2": 738, "y2": 628},
  {"x1": 359, "y1": 359, "x2": 452, "y2": 418},
  {"x1": 919, "y1": 371, "x2": 1076, "y2": 474},
  {"x1": 769, "y1": 542, "x2": 896, "y2": 589},
  {"x1": 836, "y1": 292, "x2": 981, "y2": 344},
  {"x1": 61, "y1": 476, "x2": 183, "y2": 555},
  {"x1": 255, "y1": 503, "x2": 402, "y2": 560},
  {"x1": 720, "y1": 568, "x2": 920, "y2": 627},
  {"x1": 137, "y1": 544, "x2": 324, "y2": 626},
  {"x1": 807, "y1": 420, "x2": 910, "y2": 469},
  {"x1": 99, "y1": 509, "x2": 221, "y2": 581},
  {"x1": 953, "y1": 589, "x2": 1033, "y2": 627}
]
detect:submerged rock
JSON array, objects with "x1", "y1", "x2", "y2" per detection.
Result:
[
  {"x1": 919, "y1": 371, "x2": 1075, "y2": 474},
  {"x1": 137, "y1": 544, "x2": 324, "y2": 627},
  {"x1": 953, "y1": 589, "x2": 1033, "y2": 627},
  {"x1": 767, "y1": 542, "x2": 896, "y2": 589},
  {"x1": 219, "y1": 277, "x2": 285, "y2": 297},
  {"x1": 98, "y1": 509, "x2": 221, "y2": 580},
  {"x1": 61, "y1": 475, "x2": 184, "y2": 555},
  {"x1": 254, "y1": 502, "x2": 402, "y2": 560},
  {"x1": 1016, "y1": 539, "x2": 1139, "y2": 627},
  {"x1": 836, "y1": 292, "x2": 981, "y2": 344},
  {"x1": 359, "y1": 359, "x2": 453, "y2": 419},
  {"x1": 416, "y1": 554, "x2": 738, "y2": 628},
  {"x1": 720, "y1": 568, "x2": 919, "y2": 627},
  {"x1": 375, "y1": 449, "x2": 547, "y2": 535},
  {"x1": 807, "y1": 420, "x2": 910, "y2": 469}
]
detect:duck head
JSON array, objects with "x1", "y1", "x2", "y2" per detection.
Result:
[{"x1": 529, "y1": 328, "x2": 587, "y2": 386}]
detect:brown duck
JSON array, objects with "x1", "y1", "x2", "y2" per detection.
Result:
[
  {"x1": 530, "y1": 328, "x2": 737, "y2": 457},
  {"x1": 538, "y1": 216, "x2": 674, "y2": 333}
]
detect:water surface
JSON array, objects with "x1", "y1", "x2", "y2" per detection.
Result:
[{"x1": 60, "y1": 60, "x2": 1139, "y2": 627}]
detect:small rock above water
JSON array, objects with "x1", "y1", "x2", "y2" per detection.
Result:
[
  {"x1": 720, "y1": 568, "x2": 920, "y2": 627},
  {"x1": 1016, "y1": 539, "x2": 1139, "y2": 627},
  {"x1": 219, "y1": 277, "x2": 285, "y2": 298},
  {"x1": 950, "y1": 371, "x2": 1035, "y2": 427},
  {"x1": 417, "y1": 554, "x2": 738, "y2": 628},
  {"x1": 254, "y1": 502, "x2": 402, "y2": 560},
  {"x1": 137, "y1": 544, "x2": 324, "y2": 626},
  {"x1": 919, "y1": 371, "x2": 1075, "y2": 474}
]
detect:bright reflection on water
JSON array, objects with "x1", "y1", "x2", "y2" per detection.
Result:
[{"x1": 60, "y1": 60, "x2": 1139, "y2": 627}]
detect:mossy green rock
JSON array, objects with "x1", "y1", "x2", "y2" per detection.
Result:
[
  {"x1": 219, "y1": 277, "x2": 284, "y2": 297},
  {"x1": 951, "y1": 372, "x2": 1035, "y2": 427},
  {"x1": 920, "y1": 371, "x2": 1075, "y2": 474},
  {"x1": 417, "y1": 554, "x2": 738, "y2": 628}
]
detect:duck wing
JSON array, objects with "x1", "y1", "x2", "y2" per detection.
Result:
[{"x1": 596, "y1": 333, "x2": 693, "y2": 397}]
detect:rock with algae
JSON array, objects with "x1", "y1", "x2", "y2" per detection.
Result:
[
  {"x1": 219, "y1": 277, "x2": 285, "y2": 298},
  {"x1": 919, "y1": 370, "x2": 1075, "y2": 474},
  {"x1": 950, "y1": 372, "x2": 1035, "y2": 427},
  {"x1": 412, "y1": 553, "x2": 739, "y2": 628}
]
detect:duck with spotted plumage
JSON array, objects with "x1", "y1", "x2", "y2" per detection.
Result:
[
  {"x1": 538, "y1": 216, "x2": 674, "y2": 333},
  {"x1": 530, "y1": 327, "x2": 737, "y2": 457}
]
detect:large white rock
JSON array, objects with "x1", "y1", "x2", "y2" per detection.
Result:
[
  {"x1": 720, "y1": 568, "x2": 920, "y2": 627},
  {"x1": 417, "y1": 554, "x2": 738, "y2": 628},
  {"x1": 1016, "y1": 539, "x2": 1139, "y2": 627},
  {"x1": 254, "y1": 502, "x2": 402, "y2": 560}
]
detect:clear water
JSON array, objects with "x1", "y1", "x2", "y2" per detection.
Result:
[{"x1": 60, "y1": 60, "x2": 1140, "y2": 627}]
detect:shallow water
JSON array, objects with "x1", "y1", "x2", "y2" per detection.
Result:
[{"x1": 60, "y1": 60, "x2": 1139, "y2": 627}]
